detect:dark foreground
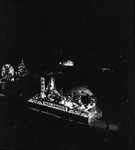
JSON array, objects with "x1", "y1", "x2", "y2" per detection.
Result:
[{"x1": 0, "y1": 96, "x2": 131, "y2": 150}]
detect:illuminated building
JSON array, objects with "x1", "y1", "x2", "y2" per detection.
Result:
[
  {"x1": 17, "y1": 59, "x2": 29, "y2": 77},
  {"x1": 1, "y1": 64, "x2": 14, "y2": 81},
  {"x1": 0, "y1": 60, "x2": 29, "y2": 96}
]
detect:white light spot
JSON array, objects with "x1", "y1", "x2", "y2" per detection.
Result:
[{"x1": 62, "y1": 60, "x2": 74, "y2": 66}]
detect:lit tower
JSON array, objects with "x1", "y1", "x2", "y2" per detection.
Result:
[
  {"x1": 50, "y1": 77, "x2": 55, "y2": 90},
  {"x1": 18, "y1": 59, "x2": 29, "y2": 77},
  {"x1": 40, "y1": 77, "x2": 46, "y2": 98}
]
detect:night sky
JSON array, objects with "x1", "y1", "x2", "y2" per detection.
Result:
[
  {"x1": 0, "y1": 1, "x2": 134, "y2": 149},
  {"x1": 0, "y1": 0, "x2": 131, "y2": 63}
]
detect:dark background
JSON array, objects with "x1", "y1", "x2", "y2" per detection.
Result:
[
  {"x1": 0, "y1": 0, "x2": 132, "y2": 61},
  {"x1": 0, "y1": 0, "x2": 134, "y2": 149},
  {"x1": 0, "y1": 0, "x2": 133, "y2": 116}
]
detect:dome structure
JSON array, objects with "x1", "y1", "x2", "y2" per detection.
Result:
[
  {"x1": 67, "y1": 86, "x2": 93, "y2": 96},
  {"x1": 67, "y1": 86, "x2": 97, "y2": 107}
]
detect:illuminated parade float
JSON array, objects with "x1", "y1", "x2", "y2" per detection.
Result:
[{"x1": 27, "y1": 73, "x2": 102, "y2": 125}]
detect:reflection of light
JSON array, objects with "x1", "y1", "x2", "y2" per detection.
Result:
[{"x1": 90, "y1": 120, "x2": 120, "y2": 131}]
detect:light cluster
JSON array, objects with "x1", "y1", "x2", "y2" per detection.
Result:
[
  {"x1": 0, "y1": 59, "x2": 29, "y2": 82},
  {"x1": 17, "y1": 59, "x2": 29, "y2": 77},
  {"x1": 1, "y1": 64, "x2": 15, "y2": 81},
  {"x1": 59, "y1": 60, "x2": 74, "y2": 66}
]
